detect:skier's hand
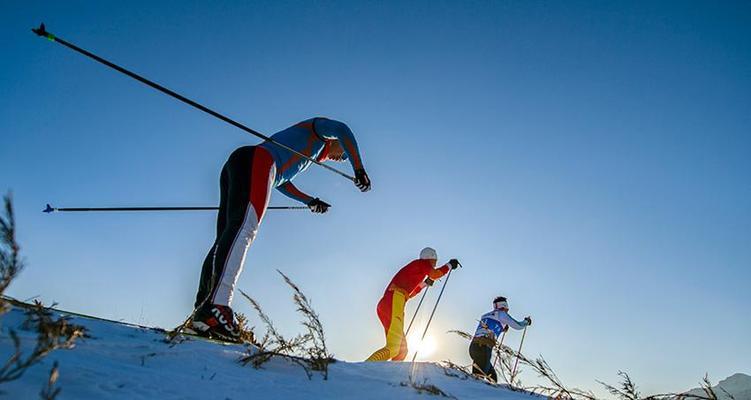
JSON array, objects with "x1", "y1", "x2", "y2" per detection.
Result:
[
  {"x1": 307, "y1": 198, "x2": 331, "y2": 214},
  {"x1": 503, "y1": 325, "x2": 510, "y2": 332},
  {"x1": 524, "y1": 316, "x2": 532, "y2": 326},
  {"x1": 354, "y1": 169, "x2": 371, "y2": 192},
  {"x1": 448, "y1": 259, "x2": 460, "y2": 270},
  {"x1": 424, "y1": 278, "x2": 435, "y2": 287}
]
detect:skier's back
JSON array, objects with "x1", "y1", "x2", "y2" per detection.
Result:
[
  {"x1": 365, "y1": 247, "x2": 460, "y2": 361},
  {"x1": 191, "y1": 117, "x2": 371, "y2": 341}
]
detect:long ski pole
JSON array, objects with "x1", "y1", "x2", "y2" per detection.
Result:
[
  {"x1": 511, "y1": 326, "x2": 527, "y2": 381},
  {"x1": 31, "y1": 23, "x2": 355, "y2": 182},
  {"x1": 404, "y1": 288, "x2": 428, "y2": 337},
  {"x1": 43, "y1": 204, "x2": 307, "y2": 213},
  {"x1": 409, "y1": 261, "x2": 461, "y2": 380}
]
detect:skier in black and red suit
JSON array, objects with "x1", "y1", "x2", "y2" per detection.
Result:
[{"x1": 190, "y1": 117, "x2": 371, "y2": 341}]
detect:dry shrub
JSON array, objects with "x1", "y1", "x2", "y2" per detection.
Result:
[
  {"x1": 448, "y1": 328, "x2": 722, "y2": 400},
  {"x1": 39, "y1": 362, "x2": 61, "y2": 400},
  {"x1": 0, "y1": 193, "x2": 87, "y2": 396},
  {"x1": 164, "y1": 302, "x2": 206, "y2": 345},
  {"x1": 165, "y1": 289, "x2": 256, "y2": 346},
  {"x1": 0, "y1": 300, "x2": 87, "y2": 384},
  {"x1": 439, "y1": 360, "x2": 473, "y2": 381},
  {"x1": 0, "y1": 193, "x2": 23, "y2": 312},
  {"x1": 278, "y1": 270, "x2": 331, "y2": 374},
  {"x1": 401, "y1": 379, "x2": 457, "y2": 398},
  {"x1": 238, "y1": 270, "x2": 334, "y2": 380},
  {"x1": 234, "y1": 312, "x2": 256, "y2": 345}
]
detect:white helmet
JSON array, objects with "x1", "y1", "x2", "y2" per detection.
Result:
[{"x1": 419, "y1": 247, "x2": 438, "y2": 260}]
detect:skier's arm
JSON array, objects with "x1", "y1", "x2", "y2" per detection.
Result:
[
  {"x1": 409, "y1": 281, "x2": 428, "y2": 298},
  {"x1": 499, "y1": 312, "x2": 529, "y2": 330},
  {"x1": 314, "y1": 118, "x2": 365, "y2": 171},
  {"x1": 426, "y1": 264, "x2": 450, "y2": 280},
  {"x1": 276, "y1": 182, "x2": 314, "y2": 204}
]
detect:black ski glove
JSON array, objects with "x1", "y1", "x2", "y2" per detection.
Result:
[
  {"x1": 424, "y1": 278, "x2": 435, "y2": 287},
  {"x1": 354, "y1": 169, "x2": 371, "y2": 192},
  {"x1": 307, "y1": 198, "x2": 331, "y2": 214},
  {"x1": 448, "y1": 259, "x2": 460, "y2": 270},
  {"x1": 524, "y1": 316, "x2": 532, "y2": 326}
]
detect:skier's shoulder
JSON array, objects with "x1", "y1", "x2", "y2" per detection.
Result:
[
  {"x1": 268, "y1": 118, "x2": 316, "y2": 138},
  {"x1": 404, "y1": 258, "x2": 428, "y2": 270},
  {"x1": 481, "y1": 309, "x2": 501, "y2": 321},
  {"x1": 489, "y1": 309, "x2": 514, "y2": 323}
]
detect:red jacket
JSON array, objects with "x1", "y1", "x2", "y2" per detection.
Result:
[{"x1": 385, "y1": 259, "x2": 450, "y2": 299}]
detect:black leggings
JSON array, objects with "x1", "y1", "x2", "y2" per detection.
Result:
[
  {"x1": 194, "y1": 145, "x2": 274, "y2": 308},
  {"x1": 470, "y1": 339, "x2": 497, "y2": 382}
]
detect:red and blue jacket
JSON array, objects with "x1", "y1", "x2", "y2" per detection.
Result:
[{"x1": 259, "y1": 117, "x2": 365, "y2": 204}]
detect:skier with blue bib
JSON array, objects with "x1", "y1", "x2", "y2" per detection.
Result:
[
  {"x1": 470, "y1": 296, "x2": 531, "y2": 382},
  {"x1": 190, "y1": 117, "x2": 371, "y2": 341}
]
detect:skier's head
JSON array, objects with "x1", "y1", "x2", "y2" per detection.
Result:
[
  {"x1": 420, "y1": 247, "x2": 438, "y2": 267},
  {"x1": 324, "y1": 140, "x2": 348, "y2": 162},
  {"x1": 493, "y1": 296, "x2": 509, "y2": 311}
]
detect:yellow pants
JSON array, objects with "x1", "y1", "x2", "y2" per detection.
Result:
[{"x1": 366, "y1": 289, "x2": 408, "y2": 361}]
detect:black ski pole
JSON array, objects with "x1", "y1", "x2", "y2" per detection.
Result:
[
  {"x1": 43, "y1": 204, "x2": 307, "y2": 213},
  {"x1": 31, "y1": 23, "x2": 355, "y2": 182},
  {"x1": 404, "y1": 288, "x2": 428, "y2": 337}
]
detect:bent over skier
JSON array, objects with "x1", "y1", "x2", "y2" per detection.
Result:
[
  {"x1": 191, "y1": 117, "x2": 371, "y2": 341},
  {"x1": 470, "y1": 296, "x2": 531, "y2": 382},
  {"x1": 366, "y1": 248, "x2": 459, "y2": 361}
]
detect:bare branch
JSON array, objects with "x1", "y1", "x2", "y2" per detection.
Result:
[
  {"x1": 39, "y1": 362, "x2": 61, "y2": 400},
  {"x1": 238, "y1": 277, "x2": 334, "y2": 381}
]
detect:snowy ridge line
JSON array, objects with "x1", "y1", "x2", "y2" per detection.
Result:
[
  {"x1": 0, "y1": 304, "x2": 542, "y2": 399},
  {"x1": 0, "y1": 295, "x2": 237, "y2": 345},
  {"x1": 2, "y1": 295, "x2": 162, "y2": 332},
  {"x1": 0, "y1": 296, "x2": 326, "y2": 361}
]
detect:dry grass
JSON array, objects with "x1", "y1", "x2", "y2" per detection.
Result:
[
  {"x1": 400, "y1": 379, "x2": 457, "y2": 398},
  {"x1": 448, "y1": 328, "x2": 724, "y2": 400},
  {"x1": 165, "y1": 286, "x2": 256, "y2": 346},
  {"x1": 164, "y1": 299, "x2": 207, "y2": 345},
  {"x1": 238, "y1": 270, "x2": 334, "y2": 380},
  {"x1": 0, "y1": 193, "x2": 87, "y2": 395},
  {"x1": 39, "y1": 362, "x2": 61, "y2": 400},
  {"x1": 277, "y1": 270, "x2": 331, "y2": 375},
  {"x1": 0, "y1": 193, "x2": 23, "y2": 313},
  {"x1": 0, "y1": 300, "x2": 87, "y2": 384},
  {"x1": 439, "y1": 360, "x2": 473, "y2": 381},
  {"x1": 234, "y1": 312, "x2": 256, "y2": 344}
]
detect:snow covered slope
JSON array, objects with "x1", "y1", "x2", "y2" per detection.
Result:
[
  {"x1": 684, "y1": 373, "x2": 751, "y2": 400},
  {"x1": 0, "y1": 306, "x2": 534, "y2": 399}
]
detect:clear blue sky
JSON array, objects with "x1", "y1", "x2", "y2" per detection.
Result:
[{"x1": 2, "y1": 0, "x2": 749, "y2": 395}]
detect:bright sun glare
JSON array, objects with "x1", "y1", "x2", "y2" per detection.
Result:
[{"x1": 407, "y1": 334, "x2": 437, "y2": 359}]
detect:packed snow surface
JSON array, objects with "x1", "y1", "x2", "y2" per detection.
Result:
[{"x1": 0, "y1": 306, "x2": 536, "y2": 399}]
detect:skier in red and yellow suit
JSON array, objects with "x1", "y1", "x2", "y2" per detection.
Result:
[{"x1": 366, "y1": 248, "x2": 460, "y2": 361}]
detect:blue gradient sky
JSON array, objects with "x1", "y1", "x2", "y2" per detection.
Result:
[{"x1": 2, "y1": 1, "x2": 749, "y2": 394}]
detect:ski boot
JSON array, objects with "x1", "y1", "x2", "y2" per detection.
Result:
[{"x1": 190, "y1": 303, "x2": 242, "y2": 343}]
